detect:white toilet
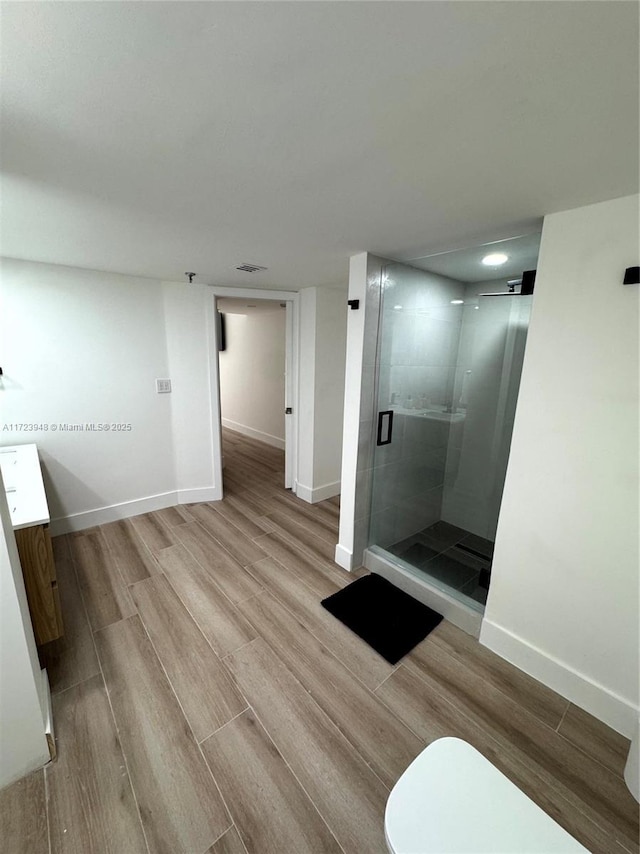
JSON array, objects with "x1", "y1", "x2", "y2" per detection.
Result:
[{"x1": 385, "y1": 738, "x2": 588, "y2": 854}]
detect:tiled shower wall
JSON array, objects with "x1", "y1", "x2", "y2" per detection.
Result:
[
  {"x1": 441, "y1": 285, "x2": 531, "y2": 539},
  {"x1": 352, "y1": 257, "x2": 465, "y2": 563}
]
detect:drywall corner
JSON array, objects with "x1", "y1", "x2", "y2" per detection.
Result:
[
  {"x1": 162, "y1": 281, "x2": 219, "y2": 499},
  {"x1": 336, "y1": 253, "x2": 380, "y2": 567},
  {"x1": 296, "y1": 288, "x2": 318, "y2": 495}
]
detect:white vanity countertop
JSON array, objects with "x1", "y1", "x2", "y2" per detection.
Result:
[{"x1": 0, "y1": 444, "x2": 50, "y2": 530}]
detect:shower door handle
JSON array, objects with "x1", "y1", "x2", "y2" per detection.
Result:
[{"x1": 376, "y1": 410, "x2": 394, "y2": 446}]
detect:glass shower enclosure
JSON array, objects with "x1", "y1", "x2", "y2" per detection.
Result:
[{"x1": 368, "y1": 236, "x2": 538, "y2": 612}]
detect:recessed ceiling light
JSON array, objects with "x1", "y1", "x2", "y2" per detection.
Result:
[
  {"x1": 450, "y1": 299, "x2": 464, "y2": 305},
  {"x1": 482, "y1": 253, "x2": 508, "y2": 266},
  {"x1": 393, "y1": 304, "x2": 403, "y2": 310}
]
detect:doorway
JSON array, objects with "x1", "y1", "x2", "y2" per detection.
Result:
[{"x1": 210, "y1": 287, "x2": 299, "y2": 496}]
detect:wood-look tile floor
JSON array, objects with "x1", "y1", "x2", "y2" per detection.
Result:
[{"x1": 2, "y1": 428, "x2": 638, "y2": 854}]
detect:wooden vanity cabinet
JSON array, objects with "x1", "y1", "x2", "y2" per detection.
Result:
[
  {"x1": 1, "y1": 444, "x2": 64, "y2": 645},
  {"x1": 14, "y1": 523, "x2": 63, "y2": 645}
]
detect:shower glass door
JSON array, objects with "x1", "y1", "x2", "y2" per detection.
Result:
[{"x1": 368, "y1": 239, "x2": 535, "y2": 611}]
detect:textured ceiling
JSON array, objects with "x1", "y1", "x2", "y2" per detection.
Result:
[{"x1": 1, "y1": 2, "x2": 638, "y2": 289}]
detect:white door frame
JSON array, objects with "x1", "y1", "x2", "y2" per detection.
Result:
[{"x1": 209, "y1": 286, "x2": 300, "y2": 494}]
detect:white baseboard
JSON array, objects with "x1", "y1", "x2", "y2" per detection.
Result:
[
  {"x1": 222, "y1": 418, "x2": 285, "y2": 450},
  {"x1": 50, "y1": 491, "x2": 180, "y2": 535},
  {"x1": 177, "y1": 486, "x2": 221, "y2": 504},
  {"x1": 295, "y1": 481, "x2": 341, "y2": 504},
  {"x1": 334, "y1": 543, "x2": 353, "y2": 571},
  {"x1": 480, "y1": 619, "x2": 639, "y2": 738},
  {"x1": 50, "y1": 485, "x2": 223, "y2": 534}
]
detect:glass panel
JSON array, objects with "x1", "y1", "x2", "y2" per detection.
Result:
[{"x1": 368, "y1": 235, "x2": 537, "y2": 610}]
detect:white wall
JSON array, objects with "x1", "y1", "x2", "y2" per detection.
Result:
[
  {"x1": 296, "y1": 286, "x2": 347, "y2": 503},
  {"x1": 163, "y1": 281, "x2": 220, "y2": 502},
  {"x1": 219, "y1": 307, "x2": 286, "y2": 449},
  {"x1": 481, "y1": 194, "x2": 639, "y2": 736},
  {"x1": 0, "y1": 259, "x2": 220, "y2": 532},
  {"x1": 297, "y1": 288, "x2": 318, "y2": 492},
  {"x1": 1, "y1": 259, "x2": 175, "y2": 528},
  {"x1": 335, "y1": 253, "x2": 382, "y2": 569},
  {"x1": 312, "y1": 287, "x2": 347, "y2": 491},
  {"x1": 0, "y1": 473, "x2": 50, "y2": 789}
]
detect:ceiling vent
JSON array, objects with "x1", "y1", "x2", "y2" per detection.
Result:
[{"x1": 236, "y1": 263, "x2": 267, "y2": 273}]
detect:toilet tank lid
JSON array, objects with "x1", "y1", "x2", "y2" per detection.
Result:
[{"x1": 384, "y1": 737, "x2": 588, "y2": 854}]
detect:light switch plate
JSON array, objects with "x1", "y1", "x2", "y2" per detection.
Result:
[{"x1": 156, "y1": 378, "x2": 172, "y2": 393}]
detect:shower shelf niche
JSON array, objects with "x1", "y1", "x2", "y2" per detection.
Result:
[{"x1": 389, "y1": 406, "x2": 466, "y2": 424}]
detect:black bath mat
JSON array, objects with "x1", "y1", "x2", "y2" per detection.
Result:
[{"x1": 321, "y1": 574, "x2": 443, "y2": 664}]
